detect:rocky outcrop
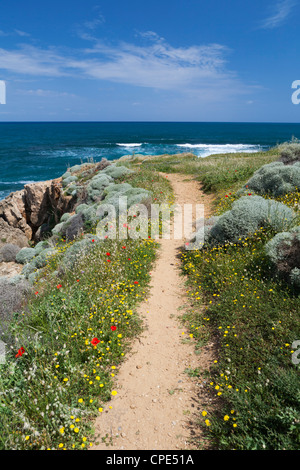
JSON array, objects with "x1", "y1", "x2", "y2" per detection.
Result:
[
  {"x1": 0, "y1": 177, "x2": 75, "y2": 245},
  {"x1": 0, "y1": 218, "x2": 29, "y2": 249}
]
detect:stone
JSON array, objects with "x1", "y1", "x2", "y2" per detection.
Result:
[
  {"x1": 0, "y1": 189, "x2": 31, "y2": 238},
  {"x1": 0, "y1": 218, "x2": 29, "y2": 249}
]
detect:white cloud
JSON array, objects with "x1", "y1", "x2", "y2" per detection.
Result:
[
  {"x1": 260, "y1": 0, "x2": 296, "y2": 29},
  {"x1": 0, "y1": 34, "x2": 252, "y2": 100},
  {"x1": 0, "y1": 46, "x2": 68, "y2": 76},
  {"x1": 14, "y1": 29, "x2": 31, "y2": 37},
  {"x1": 16, "y1": 88, "x2": 76, "y2": 98}
]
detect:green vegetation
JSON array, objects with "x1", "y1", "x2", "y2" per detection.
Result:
[
  {"x1": 141, "y1": 143, "x2": 300, "y2": 450},
  {"x1": 140, "y1": 149, "x2": 279, "y2": 201},
  {"x1": 1, "y1": 142, "x2": 299, "y2": 450},
  {"x1": 0, "y1": 166, "x2": 171, "y2": 450}
]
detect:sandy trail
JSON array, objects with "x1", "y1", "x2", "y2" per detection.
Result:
[{"x1": 92, "y1": 174, "x2": 214, "y2": 451}]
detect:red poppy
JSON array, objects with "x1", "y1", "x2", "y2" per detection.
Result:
[
  {"x1": 106, "y1": 252, "x2": 111, "y2": 256},
  {"x1": 57, "y1": 284, "x2": 62, "y2": 289},
  {"x1": 35, "y1": 291, "x2": 38, "y2": 295},
  {"x1": 15, "y1": 347, "x2": 25, "y2": 358},
  {"x1": 110, "y1": 326, "x2": 117, "y2": 331},
  {"x1": 122, "y1": 246, "x2": 126, "y2": 249},
  {"x1": 91, "y1": 338, "x2": 100, "y2": 346},
  {"x1": 92, "y1": 239, "x2": 95, "y2": 242},
  {"x1": 134, "y1": 281, "x2": 139, "y2": 285}
]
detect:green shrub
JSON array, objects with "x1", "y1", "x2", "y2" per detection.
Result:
[
  {"x1": 61, "y1": 237, "x2": 97, "y2": 270},
  {"x1": 15, "y1": 247, "x2": 37, "y2": 264},
  {"x1": 86, "y1": 174, "x2": 113, "y2": 202},
  {"x1": 0, "y1": 244, "x2": 21, "y2": 262},
  {"x1": 104, "y1": 182, "x2": 133, "y2": 195},
  {"x1": 75, "y1": 204, "x2": 89, "y2": 214},
  {"x1": 278, "y1": 141, "x2": 300, "y2": 165},
  {"x1": 60, "y1": 213, "x2": 71, "y2": 223},
  {"x1": 51, "y1": 221, "x2": 65, "y2": 236},
  {"x1": 0, "y1": 277, "x2": 30, "y2": 334},
  {"x1": 61, "y1": 213, "x2": 85, "y2": 241},
  {"x1": 241, "y1": 162, "x2": 300, "y2": 197},
  {"x1": 103, "y1": 187, "x2": 151, "y2": 213},
  {"x1": 34, "y1": 240, "x2": 51, "y2": 255},
  {"x1": 33, "y1": 248, "x2": 56, "y2": 269},
  {"x1": 208, "y1": 195, "x2": 295, "y2": 245},
  {"x1": 265, "y1": 227, "x2": 300, "y2": 288},
  {"x1": 101, "y1": 164, "x2": 134, "y2": 179},
  {"x1": 62, "y1": 175, "x2": 78, "y2": 188}
]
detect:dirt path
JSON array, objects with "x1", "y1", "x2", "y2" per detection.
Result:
[{"x1": 92, "y1": 174, "x2": 214, "y2": 451}]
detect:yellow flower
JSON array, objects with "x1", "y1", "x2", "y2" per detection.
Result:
[
  {"x1": 78, "y1": 398, "x2": 83, "y2": 403},
  {"x1": 205, "y1": 419, "x2": 211, "y2": 426},
  {"x1": 111, "y1": 390, "x2": 117, "y2": 396},
  {"x1": 59, "y1": 427, "x2": 65, "y2": 434},
  {"x1": 202, "y1": 411, "x2": 207, "y2": 417},
  {"x1": 224, "y1": 415, "x2": 230, "y2": 421}
]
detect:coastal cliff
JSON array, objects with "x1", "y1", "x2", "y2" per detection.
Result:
[{"x1": 0, "y1": 177, "x2": 74, "y2": 247}]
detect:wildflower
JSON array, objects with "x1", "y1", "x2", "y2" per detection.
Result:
[
  {"x1": 202, "y1": 411, "x2": 207, "y2": 417},
  {"x1": 111, "y1": 390, "x2": 117, "y2": 396},
  {"x1": 15, "y1": 347, "x2": 25, "y2": 358},
  {"x1": 57, "y1": 284, "x2": 62, "y2": 289},
  {"x1": 91, "y1": 337, "x2": 100, "y2": 346},
  {"x1": 205, "y1": 419, "x2": 211, "y2": 426},
  {"x1": 224, "y1": 415, "x2": 230, "y2": 421},
  {"x1": 110, "y1": 326, "x2": 117, "y2": 331}
]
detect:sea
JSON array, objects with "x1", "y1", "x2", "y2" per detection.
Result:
[{"x1": 1, "y1": 121, "x2": 300, "y2": 201}]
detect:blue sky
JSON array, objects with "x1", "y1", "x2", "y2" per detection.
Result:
[{"x1": 0, "y1": 0, "x2": 299, "y2": 122}]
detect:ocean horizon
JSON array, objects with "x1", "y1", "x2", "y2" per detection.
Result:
[{"x1": 1, "y1": 121, "x2": 300, "y2": 201}]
